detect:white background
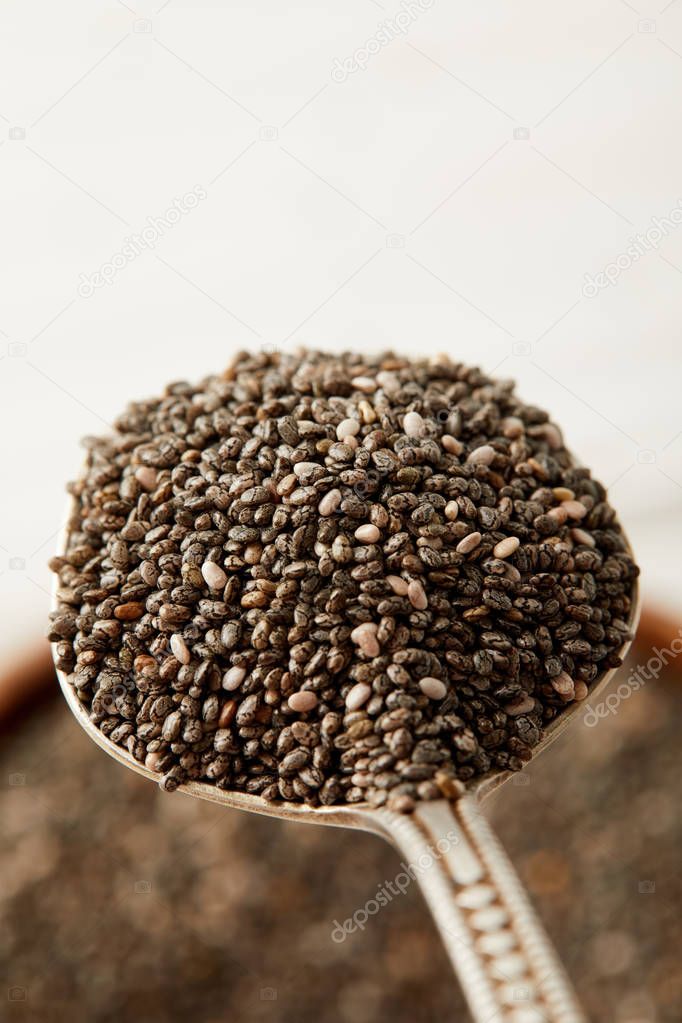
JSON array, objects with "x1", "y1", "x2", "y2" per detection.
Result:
[{"x1": 1, "y1": 0, "x2": 681, "y2": 662}]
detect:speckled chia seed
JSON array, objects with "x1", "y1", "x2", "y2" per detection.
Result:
[{"x1": 47, "y1": 349, "x2": 638, "y2": 813}]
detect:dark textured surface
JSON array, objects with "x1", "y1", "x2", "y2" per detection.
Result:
[{"x1": 2, "y1": 651, "x2": 680, "y2": 1022}]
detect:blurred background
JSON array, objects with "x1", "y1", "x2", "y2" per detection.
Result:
[{"x1": 1, "y1": 1, "x2": 681, "y2": 1020}]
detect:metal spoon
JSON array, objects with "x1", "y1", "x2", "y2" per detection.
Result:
[{"x1": 51, "y1": 511, "x2": 639, "y2": 1023}]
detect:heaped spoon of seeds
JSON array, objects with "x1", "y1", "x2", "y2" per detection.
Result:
[
  {"x1": 51, "y1": 513, "x2": 639, "y2": 1023},
  {"x1": 48, "y1": 351, "x2": 639, "y2": 1021}
]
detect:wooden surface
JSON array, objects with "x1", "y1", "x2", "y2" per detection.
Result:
[{"x1": 0, "y1": 640, "x2": 54, "y2": 729}]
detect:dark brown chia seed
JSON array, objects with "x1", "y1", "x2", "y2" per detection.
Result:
[{"x1": 47, "y1": 349, "x2": 639, "y2": 813}]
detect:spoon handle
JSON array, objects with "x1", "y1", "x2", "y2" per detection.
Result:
[{"x1": 374, "y1": 795, "x2": 586, "y2": 1023}]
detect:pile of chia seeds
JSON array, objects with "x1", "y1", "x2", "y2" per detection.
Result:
[{"x1": 48, "y1": 349, "x2": 638, "y2": 812}]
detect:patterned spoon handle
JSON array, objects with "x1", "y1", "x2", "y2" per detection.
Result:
[{"x1": 373, "y1": 795, "x2": 587, "y2": 1023}]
